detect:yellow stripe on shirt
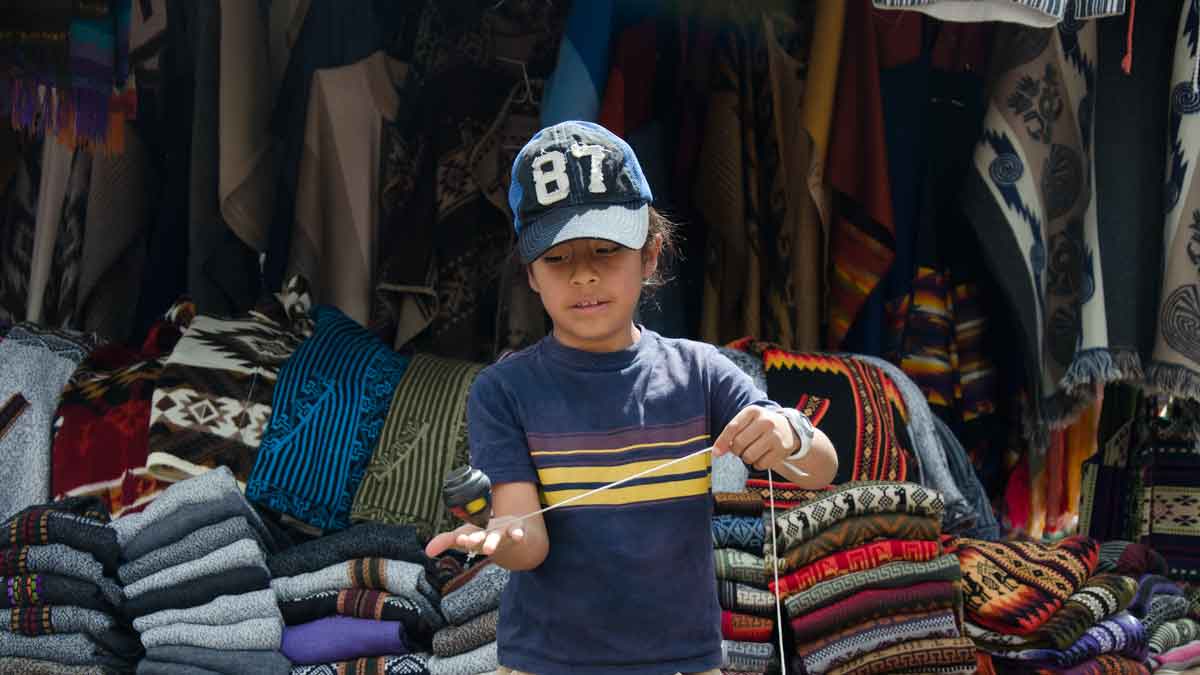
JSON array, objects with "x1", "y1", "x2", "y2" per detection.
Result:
[
  {"x1": 529, "y1": 433, "x2": 711, "y2": 457},
  {"x1": 540, "y1": 475, "x2": 711, "y2": 508},
  {"x1": 536, "y1": 452, "x2": 711, "y2": 486}
]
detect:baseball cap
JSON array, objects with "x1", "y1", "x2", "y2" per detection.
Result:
[{"x1": 508, "y1": 121, "x2": 654, "y2": 263}]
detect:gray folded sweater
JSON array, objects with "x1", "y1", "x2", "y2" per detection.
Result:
[
  {"x1": 146, "y1": 645, "x2": 291, "y2": 675},
  {"x1": 133, "y1": 589, "x2": 280, "y2": 633},
  {"x1": 271, "y1": 559, "x2": 439, "y2": 621},
  {"x1": 440, "y1": 564, "x2": 509, "y2": 626},
  {"x1": 427, "y1": 641, "x2": 498, "y2": 675},
  {"x1": 124, "y1": 538, "x2": 264, "y2": 599},
  {"x1": 137, "y1": 660, "x2": 222, "y2": 675},
  {"x1": 119, "y1": 517, "x2": 258, "y2": 585},
  {"x1": 140, "y1": 617, "x2": 283, "y2": 651},
  {"x1": 0, "y1": 630, "x2": 119, "y2": 667},
  {"x1": 2, "y1": 544, "x2": 122, "y2": 606},
  {"x1": 0, "y1": 656, "x2": 115, "y2": 674},
  {"x1": 2, "y1": 606, "x2": 114, "y2": 637}
]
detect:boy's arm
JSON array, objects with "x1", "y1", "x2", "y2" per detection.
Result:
[
  {"x1": 772, "y1": 425, "x2": 838, "y2": 489},
  {"x1": 484, "y1": 481, "x2": 549, "y2": 571}
]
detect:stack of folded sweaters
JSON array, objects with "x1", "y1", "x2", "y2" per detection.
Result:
[
  {"x1": 426, "y1": 560, "x2": 510, "y2": 675},
  {"x1": 112, "y1": 468, "x2": 289, "y2": 675},
  {"x1": 1136, "y1": 574, "x2": 1200, "y2": 674},
  {"x1": 765, "y1": 481, "x2": 975, "y2": 675},
  {"x1": 270, "y1": 523, "x2": 441, "y2": 674},
  {"x1": 0, "y1": 496, "x2": 140, "y2": 673}
]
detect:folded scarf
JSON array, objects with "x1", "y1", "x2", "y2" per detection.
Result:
[
  {"x1": 1130, "y1": 574, "x2": 1185, "y2": 617},
  {"x1": 715, "y1": 549, "x2": 767, "y2": 588},
  {"x1": 773, "y1": 512, "x2": 942, "y2": 573},
  {"x1": 119, "y1": 517, "x2": 258, "y2": 585},
  {"x1": 124, "y1": 539, "x2": 264, "y2": 599},
  {"x1": 1150, "y1": 618, "x2": 1200, "y2": 656},
  {"x1": 122, "y1": 490, "x2": 274, "y2": 562},
  {"x1": 278, "y1": 589, "x2": 434, "y2": 644},
  {"x1": 795, "y1": 609, "x2": 960, "y2": 675},
  {"x1": 439, "y1": 564, "x2": 508, "y2": 627},
  {"x1": 432, "y1": 609, "x2": 496, "y2": 657},
  {"x1": 1144, "y1": 595, "x2": 1192, "y2": 637},
  {"x1": 0, "y1": 630, "x2": 126, "y2": 667},
  {"x1": 712, "y1": 515, "x2": 764, "y2": 551},
  {"x1": 123, "y1": 565, "x2": 270, "y2": 619},
  {"x1": 145, "y1": 645, "x2": 291, "y2": 675},
  {"x1": 784, "y1": 554, "x2": 962, "y2": 619},
  {"x1": 791, "y1": 580, "x2": 962, "y2": 644},
  {"x1": 769, "y1": 482, "x2": 944, "y2": 553},
  {"x1": 717, "y1": 581, "x2": 776, "y2": 618},
  {"x1": 826, "y1": 636, "x2": 976, "y2": 675},
  {"x1": 966, "y1": 574, "x2": 1138, "y2": 651},
  {"x1": 266, "y1": 523, "x2": 425, "y2": 579},
  {"x1": 272, "y1": 559, "x2": 438, "y2": 623},
  {"x1": 1096, "y1": 541, "x2": 1169, "y2": 577},
  {"x1": 1151, "y1": 641, "x2": 1200, "y2": 671},
  {"x1": 133, "y1": 589, "x2": 280, "y2": 633},
  {"x1": 955, "y1": 535, "x2": 1099, "y2": 635},
  {"x1": 426, "y1": 641, "x2": 496, "y2": 675},
  {"x1": 283, "y1": 616, "x2": 407, "y2": 666},
  {"x1": 720, "y1": 640, "x2": 773, "y2": 672},
  {"x1": 720, "y1": 610, "x2": 773, "y2": 643},
  {"x1": 0, "y1": 545, "x2": 121, "y2": 606},
  {"x1": 991, "y1": 611, "x2": 1149, "y2": 668},
  {"x1": 770, "y1": 539, "x2": 942, "y2": 598},
  {"x1": 3, "y1": 606, "x2": 114, "y2": 637},
  {"x1": 0, "y1": 657, "x2": 116, "y2": 674},
  {"x1": 1, "y1": 573, "x2": 113, "y2": 613},
  {"x1": 291, "y1": 654, "x2": 431, "y2": 675},
  {"x1": 439, "y1": 560, "x2": 493, "y2": 597},
  {"x1": 714, "y1": 492, "x2": 766, "y2": 516},
  {"x1": 2, "y1": 508, "x2": 119, "y2": 575},
  {"x1": 142, "y1": 616, "x2": 283, "y2": 650}
]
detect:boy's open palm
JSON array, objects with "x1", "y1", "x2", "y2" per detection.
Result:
[{"x1": 425, "y1": 515, "x2": 526, "y2": 558}]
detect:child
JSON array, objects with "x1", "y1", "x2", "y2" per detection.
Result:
[{"x1": 426, "y1": 121, "x2": 838, "y2": 675}]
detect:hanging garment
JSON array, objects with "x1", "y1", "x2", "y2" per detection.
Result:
[
  {"x1": 539, "y1": 0, "x2": 613, "y2": 125},
  {"x1": 1149, "y1": 0, "x2": 1200, "y2": 399},
  {"x1": 872, "y1": 0, "x2": 1127, "y2": 27},
  {"x1": 1135, "y1": 414, "x2": 1200, "y2": 581}
]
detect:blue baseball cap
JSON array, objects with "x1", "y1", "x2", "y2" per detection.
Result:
[{"x1": 508, "y1": 121, "x2": 654, "y2": 263}]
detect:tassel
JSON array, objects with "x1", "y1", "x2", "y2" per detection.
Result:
[{"x1": 1121, "y1": 0, "x2": 1136, "y2": 74}]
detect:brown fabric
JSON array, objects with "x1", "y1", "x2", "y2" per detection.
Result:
[{"x1": 777, "y1": 512, "x2": 941, "y2": 574}]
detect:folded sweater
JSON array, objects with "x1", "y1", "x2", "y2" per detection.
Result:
[
  {"x1": 144, "y1": 645, "x2": 291, "y2": 675},
  {"x1": 0, "y1": 545, "x2": 122, "y2": 606},
  {"x1": 282, "y1": 616, "x2": 407, "y2": 665},
  {"x1": 119, "y1": 517, "x2": 259, "y2": 585},
  {"x1": 272, "y1": 559, "x2": 438, "y2": 622},
  {"x1": 0, "y1": 573, "x2": 114, "y2": 613},
  {"x1": 123, "y1": 566, "x2": 270, "y2": 619},
  {"x1": 3, "y1": 606, "x2": 114, "y2": 637},
  {"x1": 133, "y1": 589, "x2": 280, "y2": 633},
  {"x1": 141, "y1": 616, "x2": 283, "y2": 651},
  {"x1": 124, "y1": 539, "x2": 264, "y2": 599},
  {"x1": 267, "y1": 523, "x2": 425, "y2": 578},
  {"x1": 439, "y1": 564, "x2": 509, "y2": 626}
]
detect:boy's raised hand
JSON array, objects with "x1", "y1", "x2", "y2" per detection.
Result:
[
  {"x1": 712, "y1": 404, "x2": 798, "y2": 471},
  {"x1": 425, "y1": 515, "x2": 527, "y2": 559}
]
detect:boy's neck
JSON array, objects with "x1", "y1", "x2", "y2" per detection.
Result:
[{"x1": 551, "y1": 323, "x2": 642, "y2": 354}]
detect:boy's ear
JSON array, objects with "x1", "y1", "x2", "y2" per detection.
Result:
[
  {"x1": 642, "y1": 233, "x2": 663, "y2": 280},
  {"x1": 526, "y1": 263, "x2": 541, "y2": 294}
]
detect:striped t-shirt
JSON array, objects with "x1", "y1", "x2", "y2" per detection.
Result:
[{"x1": 468, "y1": 329, "x2": 778, "y2": 675}]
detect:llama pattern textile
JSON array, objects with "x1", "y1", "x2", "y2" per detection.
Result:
[
  {"x1": 144, "y1": 645, "x2": 292, "y2": 675},
  {"x1": 439, "y1": 564, "x2": 508, "y2": 626},
  {"x1": 795, "y1": 608, "x2": 961, "y2": 675},
  {"x1": 290, "y1": 654, "x2": 430, "y2": 675},
  {"x1": 123, "y1": 538, "x2": 264, "y2": 599},
  {"x1": 0, "y1": 544, "x2": 121, "y2": 605},
  {"x1": 955, "y1": 535, "x2": 1100, "y2": 635},
  {"x1": 132, "y1": 589, "x2": 280, "y2": 633},
  {"x1": 966, "y1": 573, "x2": 1138, "y2": 650},
  {"x1": 118, "y1": 516, "x2": 259, "y2": 585},
  {"x1": 3, "y1": 606, "x2": 113, "y2": 636},
  {"x1": 140, "y1": 616, "x2": 283, "y2": 650},
  {"x1": 784, "y1": 554, "x2": 962, "y2": 618},
  {"x1": 265, "y1": 523, "x2": 425, "y2": 578}
]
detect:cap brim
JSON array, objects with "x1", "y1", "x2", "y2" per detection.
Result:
[{"x1": 518, "y1": 202, "x2": 649, "y2": 264}]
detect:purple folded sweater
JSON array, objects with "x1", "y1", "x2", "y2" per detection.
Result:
[{"x1": 281, "y1": 615, "x2": 408, "y2": 665}]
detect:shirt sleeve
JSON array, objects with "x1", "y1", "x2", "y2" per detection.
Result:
[
  {"x1": 466, "y1": 368, "x2": 539, "y2": 486},
  {"x1": 705, "y1": 346, "x2": 782, "y2": 436}
]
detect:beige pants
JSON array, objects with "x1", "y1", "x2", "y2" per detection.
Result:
[
  {"x1": 498, "y1": 669, "x2": 721, "y2": 675},
  {"x1": 499, "y1": 662, "x2": 720, "y2": 667}
]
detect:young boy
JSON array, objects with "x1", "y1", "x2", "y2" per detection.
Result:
[{"x1": 426, "y1": 121, "x2": 837, "y2": 675}]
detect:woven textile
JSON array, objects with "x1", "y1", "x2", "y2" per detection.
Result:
[
  {"x1": 714, "y1": 549, "x2": 768, "y2": 588},
  {"x1": 720, "y1": 610, "x2": 773, "y2": 643},
  {"x1": 770, "y1": 539, "x2": 941, "y2": 598},
  {"x1": 426, "y1": 641, "x2": 497, "y2": 675},
  {"x1": 791, "y1": 580, "x2": 962, "y2": 644},
  {"x1": 777, "y1": 512, "x2": 942, "y2": 573},
  {"x1": 720, "y1": 640, "x2": 773, "y2": 672},
  {"x1": 290, "y1": 654, "x2": 430, "y2": 675},
  {"x1": 271, "y1": 559, "x2": 438, "y2": 623},
  {"x1": 123, "y1": 538, "x2": 265, "y2": 599},
  {"x1": 118, "y1": 516, "x2": 259, "y2": 585},
  {"x1": 1150, "y1": 618, "x2": 1200, "y2": 656},
  {"x1": 784, "y1": 554, "x2": 962, "y2": 619},
  {"x1": 992, "y1": 611, "x2": 1148, "y2": 668},
  {"x1": 712, "y1": 516, "x2": 764, "y2": 552},
  {"x1": 3, "y1": 606, "x2": 112, "y2": 636},
  {"x1": 768, "y1": 482, "x2": 943, "y2": 563},
  {"x1": 714, "y1": 492, "x2": 765, "y2": 517},
  {"x1": 1144, "y1": 595, "x2": 1192, "y2": 637},
  {"x1": 0, "y1": 544, "x2": 120, "y2": 605},
  {"x1": 745, "y1": 479, "x2": 830, "y2": 511},
  {"x1": 266, "y1": 523, "x2": 425, "y2": 579},
  {"x1": 2, "y1": 504, "x2": 119, "y2": 576},
  {"x1": 278, "y1": 589, "x2": 433, "y2": 643},
  {"x1": 439, "y1": 564, "x2": 508, "y2": 627},
  {"x1": 351, "y1": 355, "x2": 483, "y2": 539},
  {"x1": 717, "y1": 582, "x2": 776, "y2": 618},
  {"x1": 247, "y1": 305, "x2": 409, "y2": 532},
  {"x1": 795, "y1": 609, "x2": 960, "y2": 675},
  {"x1": 967, "y1": 574, "x2": 1137, "y2": 651},
  {"x1": 1137, "y1": 439, "x2": 1200, "y2": 581},
  {"x1": 432, "y1": 609, "x2": 497, "y2": 657},
  {"x1": 133, "y1": 589, "x2": 280, "y2": 633},
  {"x1": 955, "y1": 535, "x2": 1099, "y2": 635},
  {"x1": 825, "y1": 636, "x2": 976, "y2": 675},
  {"x1": 0, "y1": 574, "x2": 112, "y2": 613},
  {"x1": 124, "y1": 566, "x2": 271, "y2": 619},
  {"x1": 141, "y1": 616, "x2": 283, "y2": 650}
]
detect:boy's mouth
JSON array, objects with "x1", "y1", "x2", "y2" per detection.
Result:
[{"x1": 571, "y1": 299, "x2": 609, "y2": 312}]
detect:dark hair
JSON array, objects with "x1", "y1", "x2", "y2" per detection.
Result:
[{"x1": 642, "y1": 206, "x2": 680, "y2": 295}]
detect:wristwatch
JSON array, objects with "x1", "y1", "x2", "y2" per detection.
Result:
[{"x1": 780, "y1": 408, "x2": 815, "y2": 462}]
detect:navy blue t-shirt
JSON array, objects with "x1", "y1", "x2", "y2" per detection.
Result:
[{"x1": 468, "y1": 329, "x2": 779, "y2": 675}]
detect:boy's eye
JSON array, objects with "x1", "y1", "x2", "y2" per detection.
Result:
[
  {"x1": 595, "y1": 246, "x2": 619, "y2": 255},
  {"x1": 542, "y1": 255, "x2": 566, "y2": 264}
]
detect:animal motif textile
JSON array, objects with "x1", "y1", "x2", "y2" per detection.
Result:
[
  {"x1": 770, "y1": 539, "x2": 942, "y2": 598},
  {"x1": 776, "y1": 512, "x2": 942, "y2": 573},
  {"x1": 824, "y1": 636, "x2": 977, "y2": 675},
  {"x1": 966, "y1": 573, "x2": 1137, "y2": 650},
  {"x1": 954, "y1": 535, "x2": 1099, "y2": 634},
  {"x1": 795, "y1": 609, "x2": 961, "y2": 675}
]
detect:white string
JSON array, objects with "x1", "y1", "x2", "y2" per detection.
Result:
[{"x1": 768, "y1": 470, "x2": 788, "y2": 675}]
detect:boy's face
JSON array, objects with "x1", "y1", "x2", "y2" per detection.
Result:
[{"x1": 527, "y1": 236, "x2": 660, "y2": 352}]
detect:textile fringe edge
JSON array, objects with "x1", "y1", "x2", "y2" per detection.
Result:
[
  {"x1": 1145, "y1": 362, "x2": 1200, "y2": 401},
  {"x1": 1023, "y1": 349, "x2": 1145, "y2": 447}
]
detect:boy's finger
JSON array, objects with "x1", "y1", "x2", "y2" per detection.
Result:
[
  {"x1": 732, "y1": 418, "x2": 773, "y2": 458},
  {"x1": 741, "y1": 436, "x2": 775, "y2": 471},
  {"x1": 482, "y1": 530, "x2": 504, "y2": 555},
  {"x1": 424, "y1": 531, "x2": 460, "y2": 558},
  {"x1": 714, "y1": 407, "x2": 759, "y2": 456},
  {"x1": 509, "y1": 524, "x2": 525, "y2": 541}
]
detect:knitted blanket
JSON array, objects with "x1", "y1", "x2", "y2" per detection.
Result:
[
  {"x1": 770, "y1": 539, "x2": 941, "y2": 598},
  {"x1": 712, "y1": 515, "x2": 764, "y2": 552},
  {"x1": 141, "y1": 616, "x2": 283, "y2": 651},
  {"x1": 825, "y1": 636, "x2": 976, "y2": 675},
  {"x1": 955, "y1": 535, "x2": 1099, "y2": 635},
  {"x1": 720, "y1": 640, "x2": 773, "y2": 672},
  {"x1": 439, "y1": 564, "x2": 508, "y2": 627},
  {"x1": 3, "y1": 606, "x2": 113, "y2": 637},
  {"x1": 0, "y1": 545, "x2": 121, "y2": 605},
  {"x1": 278, "y1": 589, "x2": 433, "y2": 644},
  {"x1": 123, "y1": 565, "x2": 271, "y2": 619},
  {"x1": 776, "y1": 512, "x2": 942, "y2": 573},
  {"x1": 795, "y1": 609, "x2": 960, "y2": 675},
  {"x1": 291, "y1": 654, "x2": 430, "y2": 675},
  {"x1": 714, "y1": 549, "x2": 768, "y2": 588},
  {"x1": 1, "y1": 574, "x2": 113, "y2": 613},
  {"x1": 119, "y1": 516, "x2": 259, "y2": 585},
  {"x1": 272, "y1": 559, "x2": 439, "y2": 624},
  {"x1": 266, "y1": 523, "x2": 425, "y2": 579},
  {"x1": 967, "y1": 573, "x2": 1137, "y2": 651},
  {"x1": 991, "y1": 611, "x2": 1148, "y2": 668},
  {"x1": 426, "y1": 641, "x2": 496, "y2": 675},
  {"x1": 351, "y1": 354, "x2": 483, "y2": 539},
  {"x1": 1150, "y1": 618, "x2": 1200, "y2": 657},
  {"x1": 768, "y1": 482, "x2": 943, "y2": 564},
  {"x1": 2, "y1": 507, "x2": 119, "y2": 575},
  {"x1": 784, "y1": 554, "x2": 962, "y2": 619},
  {"x1": 247, "y1": 305, "x2": 409, "y2": 533},
  {"x1": 133, "y1": 589, "x2": 280, "y2": 633},
  {"x1": 145, "y1": 645, "x2": 292, "y2": 675},
  {"x1": 124, "y1": 538, "x2": 264, "y2": 599},
  {"x1": 790, "y1": 580, "x2": 962, "y2": 644},
  {"x1": 431, "y1": 609, "x2": 496, "y2": 658},
  {"x1": 720, "y1": 610, "x2": 773, "y2": 643},
  {"x1": 717, "y1": 581, "x2": 776, "y2": 618}
]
